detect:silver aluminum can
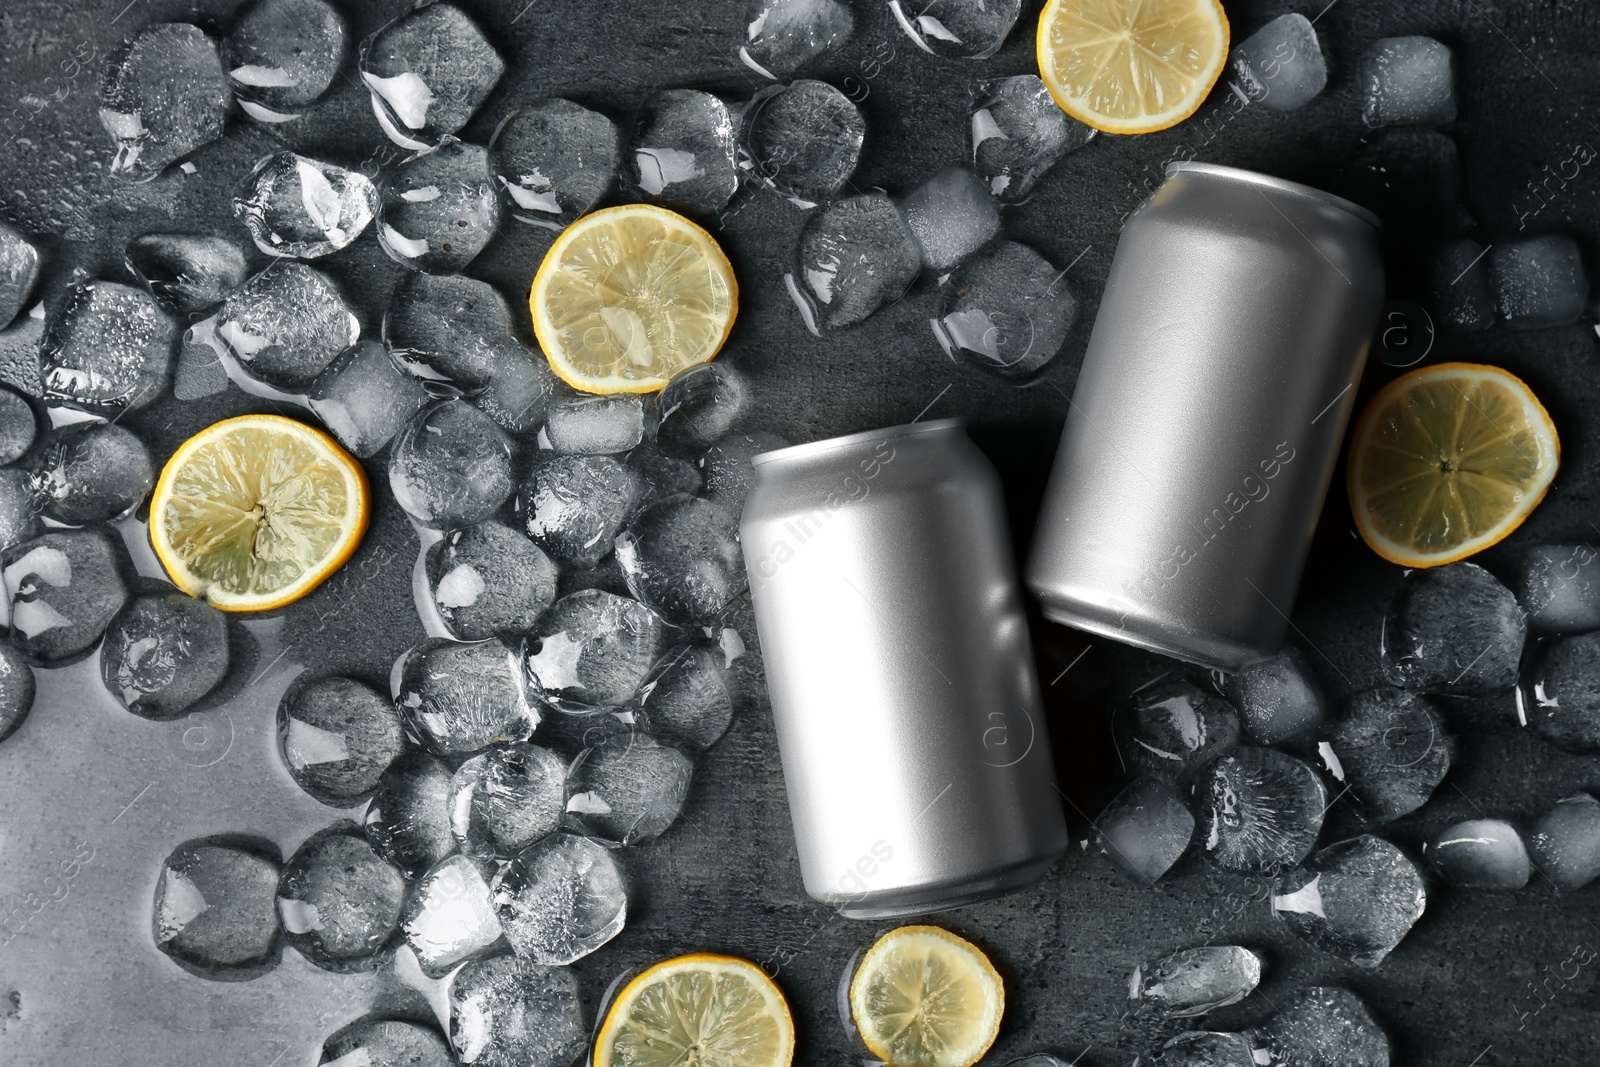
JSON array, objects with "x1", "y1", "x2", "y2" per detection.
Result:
[
  {"x1": 741, "y1": 420, "x2": 1068, "y2": 919},
  {"x1": 1027, "y1": 162, "x2": 1384, "y2": 671}
]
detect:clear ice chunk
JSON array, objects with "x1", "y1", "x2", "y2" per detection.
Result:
[
  {"x1": 154, "y1": 836, "x2": 282, "y2": 977},
  {"x1": 1503, "y1": 543, "x2": 1600, "y2": 635},
  {"x1": 626, "y1": 89, "x2": 740, "y2": 214},
  {"x1": 449, "y1": 742, "x2": 568, "y2": 858},
  {"x1": 448, "y1": 955, "x2": 587, "y2": 1067},
  {"x1": 650, "y1": 362, "x2": 748, "y2": 458},
  {"x1": 394, "y1": 637, "x2": 539, "y2": 757},
  {"x1": 224, "y1": 0, "x2": 347, "y2": 119},
  {"x1": 615, "y1": 495, "x2": 745, "y2": 627},
  {"x1": 0, "y1": 638, "x2": 36, "y2": 744},
  {"x1": 360, "y1": 3, "x2": 505, "y2": 151},
  {"x1": 525, "y1": 588, "x2": 679, "y2": 712},
  {"x1": 632, "y1": 644, "x2": 735, "y2": 751},
  {"x1": 517, "y1": 454, "x2": 641, "y2": 566},
  {"x1": 98, "y1": 23, "x2": 231, "y2": 180},
  {"x1": 0, "y1": 307, "x2": 43, "y2": 399},
  {"x1": 378, "y1": 141, "x2": 501, "y2": 274},
  {"x1": 1528, "y1": 792, "x2": 1600, "y2": 889},
  {"x1": 1272, "y1": 835, "x2": 1425, "y2": 968},
  {"x1": 566, "y1": 730, "x2": 694, "y2": 845},
  {"x1": 1230, "y1": 14, "x2": 1327, "y2": 112},
  {"x1": 1226, "y1": 645, "x2": 1327, "y2": 745},
  {"x1": 792, "y1": 191, "x2": 922, "y2": 330},
  {"x1": 1520, "y1": 631, "x2": 1600, "y2": 753},
  {"x1": 1318, "y1": 687, "x2": 1452, "y2": 824},
  {"x1": 1113, "y1": 678, "x2": 1241, "y2": 782},
  {"x1": 701, "y1": 430, "x2": 788, "y2": 511},
  {"x1": 740, "y1": 80, "x2": 864, "y2": 205},
  {"x1": 1129, "y1": 945, "x2": 1263, "y2": 1018},
  {"x1": 899, "y1": 167, "x2": 1000, "y2": 274},
  {"x1": 740, "y1": 0, "x2": 854, "y2": 79},
  {"x1": 100, "y1": 592, "x2": 230, "y2": 720},
  {"x1": 0, "y1": 387, "x2": 33, "y2": 467},
  {"x1": 364, "y1": 750, "x2": 457, "y2": 873},
  {"x1": 233, "y1": 151, "x2": 378, "y2": 258},
  {"x1": 491, "y1": 832, "x2": 626, "y2": 965},
  {"x1": 932, "y1": 239, "x2": 1075, "y2": 380},
  {"x1": 969, "y1": 75, "x2": 1092, "y2": 201},
  {"x1": 542, "y1": 393, "x2": 645, "y2": 455},
  {"x1": 0, "y1": 470, "x2": 38, "y2": 556},
  {"x1": 0, "y1": 221, "x2": 40, "y2": 331},
  {"x1": 1192, "y1": 747, "x2": 1327, "y2": 873},
  {"x1": 1424, "y1": 817, "x2": 1529, "y2": 890},
  {"x1": 277, "y1": 824, "x2": 406, "y2": 971},
  {"x1": 400, "y1": 854, "x2": 506, "y2": 978},
  {"x1": 889, "y1": 0, "x2": 1022, "y2": 60},
  {"x1": 427, "y1": 520, "x2": 559, "y2": 641},
  {"x1": 1490, "y1": 234, "x2": 1589, "y2": 330},
  {"x1": 475, "y1": 344, "x2": 561, "y2": 435},
  {"x1": 23, "y1": 422, "x2": 153, "y2": 525},
  {"x1": 1, "y1": 529, "x2": 129, "y2": 665},
  {"x1": 389, "y1": 400, "x2": 516, "y2": 529},
  {"x1": 627, "y1": 443, "x2": 704, "y2": 515},
  {"x1": 1249, "y1": 986, "x2": 1391, "y2": 1067},
  {"x1": 1360, "y1": 36, "x2": 1456, "y2": 128},
  {"x1": 125, "y1": 233, "x2": 249, "y2": 315},
  {"x1": 213, "y1": 263, "x2": 360, "y2": 387},
  {"x1": 320, "y1": 1018, "x2": 454, "y2": 1067},
  {"x1": 1143, "y1": 1031, "x2": 1259, "y2": 1067},
  {"x1": 489, "y1": 98, "x2": 620, "y2": 230},
  {"x1": 39, "y1": 280, "x2": 175, "y2": 415},
  {"x1": 307, "y1": 339, "x2": 430, "y2": 458},
  {"x1": 1380, "y1": 561, "x2": 1525, "y2": 694},
  {"x1": 1096, "y1": 776, "x2": 1195, "y2": 885},
  {"x1": 279, "y1": 675, "x2": 406, "y2": 806},
  {"x1": 384, "y1": 272, "x2": 524, "y2": 390},
  {"x1": 1427, "y1": 239, "x2": 1495, "y2": 332}
]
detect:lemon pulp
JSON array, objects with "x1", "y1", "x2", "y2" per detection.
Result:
[
  {"x1": 594, "y1": 953, "x2": 794, "y2": 1067},
  {"x1": 848, "y1": 925, "x2": 1005, "y2": 1067}
]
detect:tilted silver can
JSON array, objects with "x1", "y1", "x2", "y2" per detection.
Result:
[
  {"x1": 741, "y1": 420, "x2": 1068, "y2": 919},
  {"x1": 1027, "y1": 162, "x2": 1385, "y2": 671}
]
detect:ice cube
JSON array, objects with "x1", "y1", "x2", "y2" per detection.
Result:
[
  {"x1": 0, "y1": 221, "x2": 41, "y2": 330},
  {"x1": 449, "y1": 742, "x2": 568, "y2": 859},
  {"x1": 0, "y1": 638, "x2": 36, "y2": 744},
  {"x1": 1520, "y1": 631, "x2": 1600, "y2": 753},
  {"x1": 1503, "y1": 543, "x2": 1600, "y2": 635},
  {"x1": 1424, "y1": 817, "x2": 1529, "y2": 890},
  {"x1": 566, "y1": 730, "x2": 693, "y2": 845},
  {"x1": 969, "y1": 75, "x2": 1092, "y2": 202},
  {"x1": 389, "y1": 401, "x2": 516, "y2": 529},
  {"x1": 1427, "y1": 239, "x2": 1495, "y2": 332},
  {"x1": 400, "y1": 854, "x2": 506, "y2": 977},
  {"x1": 1096, "y1": 776, "x2": 1195, "y2": 885},
  {"x1": 277, "y1": 824, "x2": 406, "y2": 971},
  {"x1": 889, "y1": 0, "x2": 1022, "y2": 60},
  {"x1": 360, "y1": 3, "x2": 504, "y2": 151},
  {"x1": 213, "y1": 263, "x2": 361, "y2": 387},
  {"x1": 740, "y1": 0, "x2": 854, "y2": 79},
  {"x1": 279, "y1": 675, "x2": 407, "y2": 807},
  {"x1": 1272, "y1": 835, "x2": 1425, "y2": 968},
  {"x1": 125, "y1": 233, "x2": 249, "y2": 315},
  {"x1": 491, "y1": 832, "x2": 626, "y2": 964},
  {"x1": 22, "y1": 422, "x2": 154, "y2": 525},
  {"x1": 39, "y1": 280, "x2": 176, "y2": 415},
  {"x1": 0, "y1": 309, "x2": 42, "y2": 399},
  {"x1": 1528, "y1": 792, "x2": 1600, "y2": 889},
  {"x1": 1249, "y1": 986, "x2": 1391, "y2": 1067},
  {"x1": 632, "y1": 644, "x2": 735, "y2": 751},
  {"x1": 1490, "y1": 234, "x2": 1589, "y2": 330},
  {"x1": 702, "y1": 430, "x2": 789, "y2": 512},
  {"x1": 1360, "y1": 36, "x2": 1456, "y2": 128},
  {"x1": 900, "y1": 167, "x2": 1000, "y2": 274},
  {"x1": 931, "y1": 239, "x2": 1076, "y2": 380},
  {"x1": 525, "y1": 588, "x2": 680, "y2": 712},
  {"x1": 517, "y1": 454, "x2": 641, "y2": 566},
  {"x1": 1318, "y1": 687, "x2": 1453, "y2": 824},
  {"x1": 100, "y1": 592, "x2": 230, "y2": 720},
  {"x1": 626, "y1": 443, "x2": 704, "y2": 515},
  {"x1": 384, "y1": 272, "x2": 523, "y2": 390},
  {"x1": 223, "y1": 0, "x2": 347, "y2": 119},
  {"x1": 233, "y1": 151, "x2": 378, "y2": 258},
  {"x1": 650, "y1": 363, "x2": 748, "y2": 458},
  {"x1": 475, "y1": 344, "x2": 561, "y2": 436},
  {"x1": 154, "y1": 837, "x2": 282, "y2": 977},
  {"x1": 1226, "y1": 645, "x2": 1327, "y2": 745},
  {"x1": 1143, "y1": 1031, "x2": 1259, "y2": 1067},
  {"x1": 489, "y1": 98, "x2": 621, "y2": 230},
  {"x1": 448, "y1": 955, "x2": 587, "y2": 1067},
  {"x1": 792, "y1": 191, "x2": 921, "y2": 330},
  {"x1": 364, "y1": 750, "x2": 457, "y2": 873},
  {"x1": 740, "y1": 80, "x2": 864, "y2": 205},
  {"x1": 377, "y1": 141, "x2": 501, "y2": 274},
  {"x1": 1193, "y1": 748, "x2": 1327, "y2": 873},
  {"x1": 626, "y1": 89, "x2": 740, "y2": 214},
  {"x1": 320, "y1": 1018, "x2": 454, "y2": 1067},
  {"x1": 1381, "y1": 561, "x2": 1525, "y2": 695},
  {"x1": 394, "y1": 637, "x2": 540, "y2": 757},
  {"x1": 1113, "y1": 678, "x2": 1241, "y2": 781},
  {"x1": 0, "y1": 470, "x2": 38, "y2": 556},
  {"x1": 542, "y1": 393, "x2": 645, "y2": 455},
  {"x1": 616, "y1": 495, "x2": 745, "y2": 627},
  {"x1": 307, "y1": 340, "x2": 430, "y2": 458},
  {"x1": 1230, "y1": 14, "x2": 1327, "y2": 112},
  {"x1": 2, "y1": 529, "x2": 129, "y2": 665},
  {"x1": 0, "y1": 387, "x2": 39, "y2": 466},
  {"x1": 98, "y1": 23, "x2": 231, "y2": 181},
  {"x1": 427, "y1": 520, "x2": 559, "y2": 641},
  {"x1": 1129, "y1": 945, "x2": 1263, "y2": 1018}
]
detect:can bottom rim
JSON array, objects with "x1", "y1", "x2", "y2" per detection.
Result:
[
  {"x1": 818, "y1": 850, "x2": 1065, "y2": 921},
  {"x1": 1034, "y1": 596, "x2": 1277, "y2": 674}
]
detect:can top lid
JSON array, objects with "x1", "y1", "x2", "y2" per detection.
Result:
[
  {"x1": 1166, "y1": 161, "x2": 1382, "y2": 229},
  {"x1": 752, "y1": 417, "x2": 965, "y2": 467}
]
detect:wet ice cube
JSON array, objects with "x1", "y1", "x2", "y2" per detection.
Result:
[
  {"x1": 741, "y1": 0, "x2": 854, "y2": 79},
  {"x1": 23, "y1": 422, "x2": 154, "y2": 525},
  {"x1": 1427, "y1": 239, "x2": 1495, "y2": 332},
  {"x1": 1193, "y1": 747, "x2": 1327, "y2": 874},
  {"x1": 1520, "y1": 630, "x2": 1600, "y2": 753},
  {"x1": 1143, "y1": 1032, "x2": 1259, "y2": 1067},
  {"x1": 449, "y1": 742, "x2": 568, "y2": 858},
  {"x1": 40, "y1": 279, "x2": 176, "y2": 415},
  {"x1": 154, "y1": 836, "x2": 282, "y2": 977},
  {"x1": 307, "y1": 340, "x2": 430, "y2": 458},
  {"x1": 449, "y1": 955, "x2": 586, "y2": 1067},
  {"x1": 279, "y1": 675, "x2": 406, "y2": 806},
  {"x1": 0, "y1": 638, "x2": 36, "y2": 744},
  {"x1": 1381, "y1": 561, "x2": 1525, "y2": 694},
  {"x1": 1318, "y1": 687, "x2": 1453, "y2": 824},
  {"x1": 632, "y1": 644, "x2": 735, "y2": 751},
  {"x1": 616, "y1": 495, "x2": 745, "y2": 627},
  {"x1": 0, "y1": 307, "x2": 43, "y2": 399},
  {"x1": 792, "y1": 191, "x2": 922, "y2": 330},
  {"x1": 525, "y1": 588, "x2": 679, "y2": 712},
  {"x1": 517, "y1": 454, "x2": 641, "y2": 566},
  {"x1": 1249, "y1": 986, "x2": 1391, "y2": 1067},
  {"x1": 100, "y1": 593, "x2": 229, "y2": 720},
  {"x1": 0, "y1": 221, "x2": 41, "y2": 330},
  {"x1": 125, "y1": 233, "x2": 249, "y2": 315},
  {"x1": 277, "y1": 824, "x2": 406, "y2": 971},
  {"x1": 491, "y1": 832, "x2": 626, "y2": 964},
  {"x1": 475, "y1": 344, "x2": 561, "y2": 435},
  {"x1": 360, "y1": 3, "x2": 504, "y2": 150},
  {"x1": 900, "y1": 167, "x2": 1000, "y2": 274},
  {"x1": 1096, "y1": 776, "x2": 1195, "y2": 885},
  {"x1": 1424, "y1": 817, "x2": 1529, "y2": 890},
  {"x1": 626, "y1": 444, "x2": 704, "y2": 518},
  {"x1": 378, "y1": 141, "x2": 501, "y2": 274},
  {"x1": 394, "y1": 637, "x2": 539, "y2": 757},
  {"x1": 1528, "y1": 792, "x2": 1600, "y2": 889},
  {"x1": 389, "y1": 400, "x2": 516, "y2": 529},
  {"x1": 566, "y1": 731, "x2": 693, "y2": 845},
  {"x1": 970, "y1": 75, "x2": 1092, "y2": 202},
  {"x1": 889, "y1": 0, "x2": 1021, "y2": 60},
  {"x1": 1129, "y1": 945, "x2": 1263, "y2": 1018},
  {"x1": 1490, "y1": 234, "x2": 1588, "y2": 330},
  {"x1": 650, "y1": 362, "x2": 748, "y2": 458},
  {"x1": 932, "y1": 239, "x2": 1075, "y2": 380},
  {"x1": 1272, "y1": 834, "x2": 1425, "y2": 968},
  {"x1": 626, "y1": 89, "x2": 740, "y2": 214},
  {"x1": 489, "y1": 98, "x2": 621, "y2": 230},
  {"x1": 233, "y1": 151, "x2": 378, "y2": 258},
  {"x1": 0, "y1": 388, "x2": 33, "y2": 468},
  {"x1": 1113, "y1": 678, "x2": 1241, "y2": 782},
  {"x1": 1, "y1": 529, "x2": 129, "y2": 665},
  {"x1": 427, "y1": 520, "x2": 559, "y2": 641},
  {"x1": 1226, "y1": 644, "x2": 1327, "y2": 745},
  {"x1": 702, "y1": 430, "x2": 789, "y2": 512},
  {"x1": 401, "y1": 854, "x2": 507, "y2": 977},
  {"x1": 1230, "y1": 14, "x2": 1327, "y2": 112},
  {"x1": 384, "y1": 272, "x2": 523, "y2": 390},
  {"x1": 214, "y1": 263, "x2": 360, "y2": 387},
  {"x1": 741, "y1": 80, "x2": 864, "y2": 205},
  {"x1": 98, "y1": 23, "x2": 231, "y2": 181},
  {"x1": 321, "y1": 1017, "x2": 454, "y2": 1067},
  {"x1": 224, "y1": 0, "x2": 347, "y2": 118},
  {"x1": 0, "y1": 470, "x2": 38, "y2": 556},
  {"x1": 1503, "y1": 543, "x2": 1600, "y2": 634},
  {"x1": 1360, "y1": 36, "x2": 1456, "y2": 128},
  {"x1": 364, "y1": 750, "x2": 457, "y2": 873},
  {"x1": 542, "y1": 393, "x2": 645, "y2": 455}
]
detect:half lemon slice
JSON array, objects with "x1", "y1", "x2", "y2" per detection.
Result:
[
  {"x1": 848, "y1": 925, "x2": 1005, "y2": 1067},
  {"x1": 593, "y1": 953, "x2": 794, "y2": 1067},
  {"x1": 150, "y1": 414, "x2": 370, "y2": 611}
]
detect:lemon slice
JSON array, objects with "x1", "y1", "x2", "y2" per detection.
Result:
[
  {"x1": 1348, "y1": 362, "x2": 1559, "y2": 568},
  {"x1": 592, "y1": 953, "x2": 794, "y2": 1067},
  {"x1": 150, "y1": 414, "x2": 370, "y2": 611},
  {"x1": 530, "y1": 203, "x2": 738, "y2": 394},
  {"x1": 848, "y1": 925, "x2": 1005, "y2": 1067},
  {"x1": 1037, "y1": 0, "x2": 1229, "y2": 134}
]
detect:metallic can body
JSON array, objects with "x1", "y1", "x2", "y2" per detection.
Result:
[
  {"x1": 742, "y1": 420, "x2": 1068, "y2": 918},
  {"x1": 1026, "y1": 163, "x2": 1385, "y2": 671}
]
